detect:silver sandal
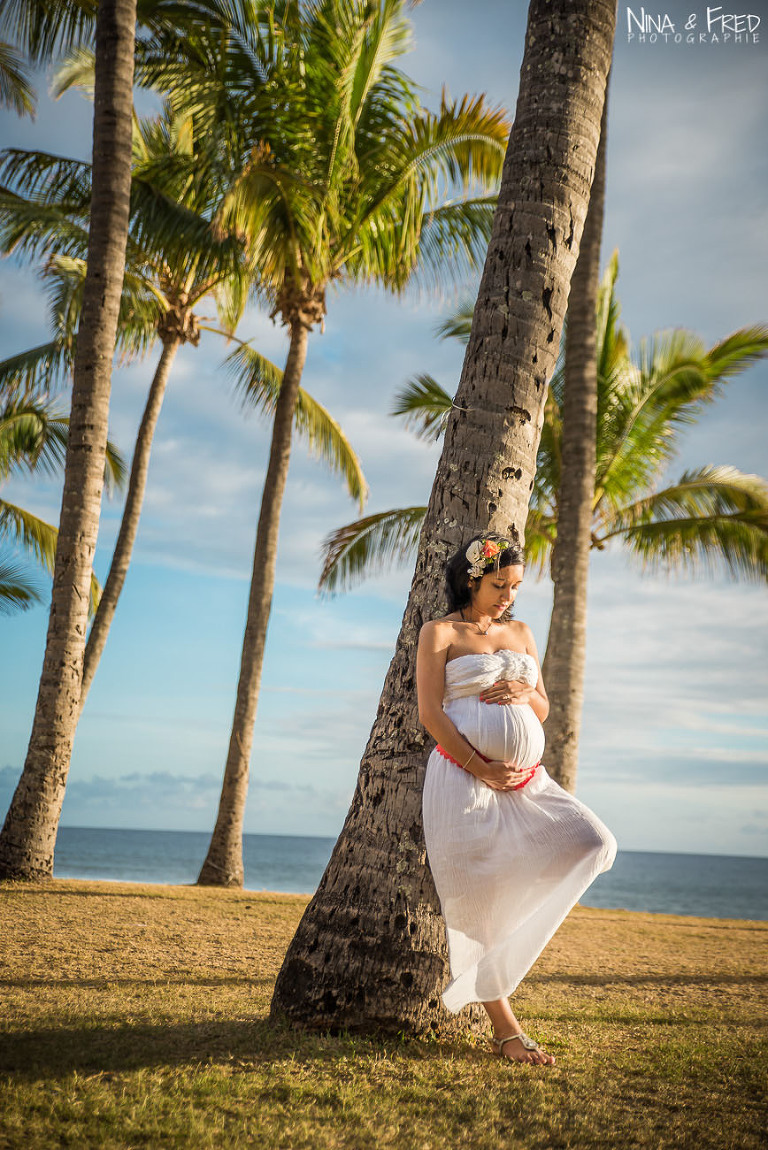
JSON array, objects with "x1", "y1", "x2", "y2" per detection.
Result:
[{"x1": 490, "y1": 1031, "x2": 553, "y2": 1060}]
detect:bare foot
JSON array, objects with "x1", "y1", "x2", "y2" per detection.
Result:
[{"x1": 491, "y1": 1031, "x2": 555, "y2": 1066}]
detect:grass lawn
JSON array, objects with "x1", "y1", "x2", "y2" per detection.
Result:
[{"x1": 0, "y1": 879, "x2": 766, "y2": 1149}]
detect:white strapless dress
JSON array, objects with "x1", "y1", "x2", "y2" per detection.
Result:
[{"x1": 421, "y1": 648, "x2": 617, "y2": 1013}]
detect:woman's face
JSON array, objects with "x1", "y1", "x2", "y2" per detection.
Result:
[{"x1": 469, "y1": 563, "x2": 524, "y2": 618}]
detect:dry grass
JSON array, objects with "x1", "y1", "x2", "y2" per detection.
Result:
[{"x1": 1, "y1": 878, "x2": 766, "y2": 1149}]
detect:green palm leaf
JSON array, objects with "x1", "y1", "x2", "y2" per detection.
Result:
[
  {"x1": 0, "y1": 0, "x2": 97, "y2": 65},
  {"x1": 600, "y1": 465, "x2": 768, "y2": 582},
  {"x1": 0, "y1": 339, "x2": 75, "y2": 398},
  {"x1": 0, "y1": 556, "x2": 43, "y2": 613},
  {"x1": 318, "y1": 505, "x2": 427, "y2": 595},
  {"x1": 293, "y1": 388, "x2": 368, "y2": 510},
  {"x1": 0, "y1": 39, "x2": 36, "y2": 116},
  {"x1": 413, "y1": 197, "x2": 496, "y2": 291},
  {"x1": 0, "y1": 147, "x2": 92, "y2": 206},
  {"x1": 0, "y1": 498, "x2": 59, "y2": 573},
  {"x1": 433, "y1": 296, "x2": 475, "y2": 346},
  {"x1": 225, "y1": 343, "x2": 368, "y2": 508},
  {"x1": 390, "y1": 374, "x2": 452, "y2": 442},
  {"x1": 0, "y1": 393, "x2": 68, "y2": 480},
  {"x1": 595, "y1": 325, "x2": 768, "y2": 509},
  {"x1": 0, "y1": 499, "x2": 103, "y2": 617}
]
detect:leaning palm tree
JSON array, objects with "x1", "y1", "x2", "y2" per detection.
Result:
[
  {"x1": 0, "y1": 386, "x2": 126, "y2": 613},
  {"x1": 270, "y1": 0, "x2": 618, "y2": 1036},
  {"x1": 0, "y1": 0, "x2": 138, "y2": 881},
  {"x1": 317, "y1": 255, "x2": 768, "y2": 782},
  {"x1": 142, "y1": 0, "x2": 512, "y2": 888}
]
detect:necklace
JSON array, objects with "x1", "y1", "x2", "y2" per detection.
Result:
[{"x1": 460, "y1": 606, "x2": 493, "y2": 635}]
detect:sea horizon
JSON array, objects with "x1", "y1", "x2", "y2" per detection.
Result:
[
  {"x1": 55, "y1": 824, "x2": 768, "y2": 861},
  {"x1": 49, "y1": 826, "x2": 768, "y2": 922}
]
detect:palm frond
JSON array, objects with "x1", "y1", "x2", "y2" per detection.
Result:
[
  {"x1": 434, "y1": 295, "x2": 475, "y2": 346},
  {"x1": 390, "y1": 373, "x2": 452, "y2": 442},
  {"x1": 357, "y1": 89, "x2": 508, "y2": 218},
  {"x1": 0, "y1": 147, "x2": 92, "y2": 205},
  {"x1": 0, "y1": 39, "x2": 36, "y2": 116},
  {"x1": 0, "y1": 339, "x2": 75, "y2": 398},
  {"x1": 596, "y1": 326, "x2": 768, "y2": 507},
  {"x1": 224, "y1": 341, "x2": 283, "y2": 415},
  {"x1": 600, "y1": 465, "x2": 768, "y2": 583},
  {"x1": 129, "y1": 175, "x2": 246, "y2": 281},
  {"x1": 522, "y1": 507, "x2": 556, "y2": 580},
  {"x1": 317, "y1": 504, "x2": 426, "y2": 596},
  {"x1": 0, "y1": 556, "x2": 44, "y2": 613},
  {"x1": 103, "y1": 435, "x2": 128, "y2": 497},
  {"x1": 698, "y1": 322, "x2": 768, "y2": 385},
  {"x1": 225, "y1": 341, "x2": 367, "y2": 506},
  {"x1": 412, "y1": 196, "x2": 496, "y2": 291},
  {"x1": 293, "y1": 387, "x2": 368, "y2": 509},
  {"x1": 43, "y1": 253, "x2": 164, "y2": 363},
  {"x1": 0, "y1": 392, "x2": 68, "y2": 480},
  {"x1": 51, "y1": 43, "x2": 95, "y2": 99},
  {"x1": 0, "y1": 192, "x2": 91, "y2": 261},
  {"x1": 0, "y1": 498, "x2": 58, "y2": 573},
  {"x1": 0, "y1": 0, "x2": 97, "y2": 65},
  {"x1": 0, "y1": 499, "x2": 102, "y2": 616}
]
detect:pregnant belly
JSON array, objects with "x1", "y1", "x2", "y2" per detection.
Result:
[{"x1": 444, "y1": 696, "x2": 545, "y2": 770}]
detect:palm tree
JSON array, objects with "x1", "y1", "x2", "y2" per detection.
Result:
[
  {"x1": 0, "y1": 386, "x2": 126, "y2": 613},
  {"x1": 270, "y1": 0, "x2": 619, "y2": 1036},
  {"x1": 0, "y1": 0, "x2": 138, "y2": 881},
  {"x1": 316, "y1": 257, "x2": 768, "y2": 786},
  {"x1": 0, "y1": 100, "x2": 367, "y2": 713},
  {"x1": 141, "y1": 0, "x2": 512, "y2": 888},
  {"x1": 533, "y1": 65, "x2": 612, "y2": 793}
]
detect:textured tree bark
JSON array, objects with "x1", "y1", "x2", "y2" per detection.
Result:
[
  {"x1": 270, "y1": 0, "x2": 618, "y2": 1037},
  {"x1": 541, "y1": 69, "x2": 611, "y2": 794},
  {"x1": 0, "y1": 0, "x2": 137, "y2": 881},
  {"x1": 197, "y1": 319, "x2": 309, "y2": 887},
  {"x1": 79, "y1": 335, "x2": 181, "y2": 710}
]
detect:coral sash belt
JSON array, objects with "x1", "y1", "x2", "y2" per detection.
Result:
[{"x1": 435, "y1": 743, "x2": 540, "y2": 790}]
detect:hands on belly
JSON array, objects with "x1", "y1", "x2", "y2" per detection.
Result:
[
  {"x1": 479, "y1": 677, "x2": 535, "y2": 707},
  {"x1": 474, "y1": 677, "x2": 542, "y2": 789},
  {"x1": 472, "y1": 758, "x2": 539, "y2": 791}
]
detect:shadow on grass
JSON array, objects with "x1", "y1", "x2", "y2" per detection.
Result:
[
  {"x1": 0, "y1": 1017, "x2": 448, "y2": 1081},
  {"x1": 0, "y1": 976, "x2": 276, "y2": 991},
  {"x1": 527, "y1": 971, "x2": 768, "y2": 987},
  {"x1": 1, "y1": 883, "x2": 307, "y2": 902},
  {"x1": 575, "y1": 912, "x2": 767, "y2": 931}
]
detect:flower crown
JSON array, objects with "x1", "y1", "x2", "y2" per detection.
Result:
[{"x1": 465, "y1": 537, "x2": 510, "y2": 579}]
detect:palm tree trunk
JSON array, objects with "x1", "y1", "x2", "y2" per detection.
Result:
[
  {"x1": 270, "y1": 0, "x2": 618, "y2": 1036},
  {"x1": 0, "y1": 0, "x2": 137, "y2": 882},
  {"x1": 197, "y1": 319, "x2": 309, "y2": 887},
  {"x1": 541, "y1": 70, "x2": 611, "y2": 794},
  {"x1": 79, "y1": 335, "x2": 181, "y2": 711}
]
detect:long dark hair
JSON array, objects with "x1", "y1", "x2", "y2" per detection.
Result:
[{"x1": 444, "y1": 532, "x2": 525, "y2": 622}]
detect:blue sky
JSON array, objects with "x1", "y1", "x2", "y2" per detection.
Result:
[{"x1": 1, "y1": 2, "x2": 767, "y2": 856}]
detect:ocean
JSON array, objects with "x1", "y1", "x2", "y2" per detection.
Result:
[{"x1": 52, "y1": 827, "x2": 768, "y2": 921}]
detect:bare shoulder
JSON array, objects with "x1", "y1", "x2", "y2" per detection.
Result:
[
  {"x1": 500, "y1": 618, "x2": 536, "y2": 652},
  {"x1": 419, "y1": 615, "x2": 457, "y2": 648}
]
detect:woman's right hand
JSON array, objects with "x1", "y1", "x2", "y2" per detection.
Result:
[{"x1": 473, "y1": 758, "x2": 536, "y2": 791}]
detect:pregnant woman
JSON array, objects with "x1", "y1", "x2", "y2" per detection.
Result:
[{"x1": 417, "y1": 532, "x2": 617, "y2": 1066}]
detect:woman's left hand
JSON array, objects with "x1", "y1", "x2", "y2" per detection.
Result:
[{"x1": 480, "y1": 678, "x2": 534, "y2": 706}]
